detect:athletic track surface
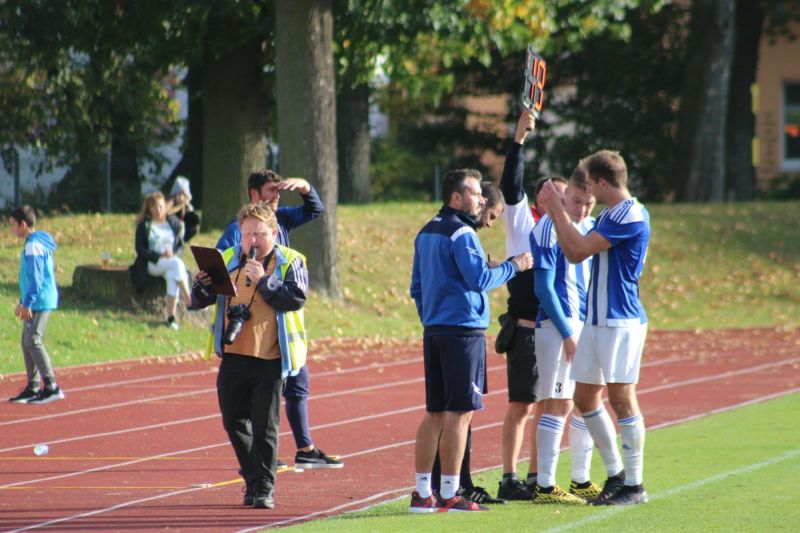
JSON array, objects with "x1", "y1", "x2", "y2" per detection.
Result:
[{"x1": 1, "y1": 327, "x2": 798, "y2": 532}]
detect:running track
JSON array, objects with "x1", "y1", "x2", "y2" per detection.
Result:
[{"x1": 1, "y1": 328, "x2": 798, "y2": 532}]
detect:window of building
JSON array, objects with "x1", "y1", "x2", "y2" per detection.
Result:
[{"x1": 783, "y1": 82, "x2": 800, "y2": 170}]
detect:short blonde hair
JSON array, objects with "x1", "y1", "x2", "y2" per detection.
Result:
[{"x1": 237, "y1": 201, "x2": 278, "y2": 230}]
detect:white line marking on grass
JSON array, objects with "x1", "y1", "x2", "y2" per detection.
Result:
[
  {"x1": 539, "y1": 447, "x2": 800, "y2": 533},
  {"x1": 261, "y1": 389, "x2": 800, "y2": 531}
]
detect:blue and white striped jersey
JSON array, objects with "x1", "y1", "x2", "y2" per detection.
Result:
[
  {"x1": 531, "y1": 214, "x2": 594, "y2": 324},
  {"x1": 586, "y1": 198, "x2": 650, "y2": 327}
]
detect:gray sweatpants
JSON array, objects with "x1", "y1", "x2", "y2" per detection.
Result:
[{"x1": 21, "y1": 311, "x2": 55, "y2": 387}]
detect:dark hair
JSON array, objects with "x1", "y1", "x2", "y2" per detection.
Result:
[
  {"x1": 480, "y1": 181, "x2": 503, "y2": 209},
  {"x1": 247, "y1": 169, "x2": 283, "y2": 192},
  {"x1": 9, "y1": 205, "x2": 36, "y2": 228},
  {"x1": 584, "y1": 150, "x2": 627, "y2": 188},
  {"x1": 533, "y1": 175, "x2": 568, "y2": 199},
  {"x1": 442, "y1": 169, "x2": 483, "y2": 206},
  {"x1": 569, "y1": 163, "x2": 590, "y2": 191}
]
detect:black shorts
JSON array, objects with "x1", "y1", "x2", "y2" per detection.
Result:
[
  {"x1": 506, "y1": 325, "x2": 538, "y2": 403},
  {"x1": 423, "y1": 331, "x2": 486, "y2": 412}
]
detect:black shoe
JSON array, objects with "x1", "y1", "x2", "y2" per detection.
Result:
[
  {"x1": 497, "y1": 478, "x2": 534, "y2": 501},
  {"x1": 294, "y1": 448, "x2": 343, "y2": 469},
  {"x1": 242, "y1": 482, "x2": 255, "y2": 506},
  {"x1": 27, "y1": 386, "x2": 65, "y2": 405},
  {"x1": 253, "y1": 487, "x2": 275, "y2": 509},
  {"x1": 9, "y1": 385, "x2": 39, "y2": 403},
  {"x1": 462, "y1": 486, "x2": 507, "y2": 505},
  {"x1": 592, "y1": 484, "x2": 648, "y2": 506},
  {"x1": 589, "y1": 472, "x2": 627, "y2": 505}
]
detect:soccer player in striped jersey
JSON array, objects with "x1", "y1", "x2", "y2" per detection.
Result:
[
  {"x1": 538, "y1": 150, "x2": 651, "y2": 506},
  {"x1": 529, "y1": 165, "x2": 599, "y2": 504}
]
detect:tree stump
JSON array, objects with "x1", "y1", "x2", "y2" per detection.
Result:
[{"x1": 71, "y1": 264, "x2": 210, "y2": 325}]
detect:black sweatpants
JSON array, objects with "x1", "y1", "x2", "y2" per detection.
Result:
[{"x1": 217, "y1": 354, "x2": 283, "y2": 490}]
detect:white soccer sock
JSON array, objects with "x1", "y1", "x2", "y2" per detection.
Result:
[
  {"x1": 439, "y1": 474, "x2": 460, "y2": 499},
  {"x1": 569, "y1": 415, "x2": 594, "y2": 483},
  {"x1": 618, "y1": 414, "x2": 646, "y2": 486},
  {"x1": 582, "y1": 406, "x2": 623, "y2": 477},
  {"x1": 536, "y1": 415, "x2": 566, "y2": 488},
  {"x1": 415, "y1": 472, "x2": 432, "y2": 498}
]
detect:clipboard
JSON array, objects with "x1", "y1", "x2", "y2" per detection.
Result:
[{"x1": 190, "y1": 246, "x2": 237, "y2": 297}]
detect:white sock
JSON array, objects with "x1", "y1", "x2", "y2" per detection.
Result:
[
  {"x1": 569, "y1": 415, "x2": 594, "y2": 483},
  {"x1": 440, "y1": 474, "x2": 460, "y2": 499},
  {"x1": 619, "y1": 414, "x2": 646, "y2": 486},
  {"x1": 582, "y1": 406, "x2": 623, "y2": 477},
  {"x1": 536, "y1": 415, "x2": 566, "y2": 488},
  {"x1": 415, "y1": 472, "x2": 432, "y2": 498}
]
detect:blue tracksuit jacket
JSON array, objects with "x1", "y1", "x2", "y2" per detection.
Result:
[
  {"x1": 410, "y1": 206, "x2": 517, "y2": 329},
  {"x1": 19, "y1": 231, "x2": 59, "y2": 311}
]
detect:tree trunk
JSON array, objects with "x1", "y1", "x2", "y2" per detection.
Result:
[
  {"x1": 201, "y1": 38, "x2": 266, "y2": 229},
  {"x1": 110, "y1": 122, "x2": 140, "y2": 212},
  {"x1": 337, "y1": 80, "x2": 372, "y2": 203},
  {"x1": 675, "y1": 0, "x2": 736, "y2": 202},
  {"x1": 275, "y1": 0, "x2": 341, "y2": 298},
  {"x1": 726, "y1": 0, "x2": 763, "y2": 201}
]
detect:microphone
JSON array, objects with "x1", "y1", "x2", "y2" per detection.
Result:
[{"x1": 245, "y1": 247, "x2": 257, "y2": 287}]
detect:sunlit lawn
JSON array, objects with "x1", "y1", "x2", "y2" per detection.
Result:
[{"x1": 1, "y1": 200, "x2": 798, "y2": 375}]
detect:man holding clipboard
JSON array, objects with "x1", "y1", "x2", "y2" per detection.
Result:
[
  {"x1": 191, "y1": 202, "x2": 310, "y2": 509},
  {"x1": 215, "y1": 169, "x2": 342, "y2": 472}
]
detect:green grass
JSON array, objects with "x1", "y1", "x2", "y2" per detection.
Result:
[
  {"x1": 1, "y1": 201, "x2": 799, "y2": 374},
  {"x1": 282, "y1": 393, "x2": 800, "y2": 532}
]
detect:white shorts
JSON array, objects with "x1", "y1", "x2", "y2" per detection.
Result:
[
  {"x1": 570, "y1": 323, "x2": 648, "y2": 385},
  {"x1": 535, "y1": 320, "x2": 583, "y2": 400}
]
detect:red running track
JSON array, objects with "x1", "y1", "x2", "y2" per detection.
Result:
[{"x1": 0, "y1": 328, "x2": 798, "y2": 532}]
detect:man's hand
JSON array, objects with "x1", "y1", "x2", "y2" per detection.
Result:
[
  {"x1": 19, "y1": 306, "x2": 32, "y2": 321},
  {"x1": 194, "y1": 271, "x2": 212, "y2": 286},
  {"x1": 563, "y1": 334, "x2": 578, "y2": 363},
  {"x1": 514, "y1": 109, "x2": 536, "y2": 144},
  {"x1": 538, "y1": 180, "x2": 566, "y2": 215},
  {"x1": 277, "y1": 178, "x2": 311, "y2": 195},
  {"x1": 162, "y1": 247, "x2": 174, "y2": 258},
  {"x1": 511, "y1": 252, "x2": 533, "y2": 272},
  {"x1": 244, "y1": 257, "x2": 265, "y2": 284}
]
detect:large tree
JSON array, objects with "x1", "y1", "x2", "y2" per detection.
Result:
[
  {"x1": 675, "y1": 0, "x2": 736, "y2": 202},
  {"x1": 275, "y1": 0, "x2": 340, "y2": 298}
]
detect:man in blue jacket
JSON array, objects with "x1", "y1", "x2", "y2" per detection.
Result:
[
  {"x1": 408, "y1": 169, "x2": 533, "y2": 513},
  {"x1": 7, "y1": 205, "x2": 64, "y2": 404},
  {"x1": 216, "y1": 170, "x2": 340, "y2": 469}
]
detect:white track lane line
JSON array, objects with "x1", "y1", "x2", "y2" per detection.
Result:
[{"x1": 4, "y1": 360, "x2": 798, "y2": 529}]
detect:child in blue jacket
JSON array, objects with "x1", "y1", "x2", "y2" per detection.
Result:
[{"x1": 7, "y1": 205, "x2": 64, "y2": 404}]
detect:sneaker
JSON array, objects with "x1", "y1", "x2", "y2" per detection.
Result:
[
  {"x1": 28, "y1": 386, "x2": 65, "y2": 405},
  {"x1": 497, "y1": 478, "x2": 534, "y2": 501},
  {"x1": 570, "y1": 480, "x2": 602, "y2": 501},
  {"x1": 462, "y1": 486, "x2": 507, "y2": 505},
  {"x1": 166, "y1": 316, "x2": 179, "y2": 330},
  {"x1": 8, "y1": 386, "x2": 39, "y2": 403},
  {"x1": 294, "y1": 448, "x2": 343, "y2": 469},
  {"x1": 592, "y1": 484, "x2": 648, "y2": 506},
  {"x1": 276, "y1": 459, "x2": 289, "y2": 473},
  {"x1": 408, "y1": 491, "x2": 437, "y2": 514},
  {"x1": 532, "y1": 484, "x2": 586, "y2": 505},
  {"x1": 436, "y1": 494, "x2": 489, "y2": 512},
  {"x1": 253, "y1": 488, "x2": 275, "y2": 509},
  {"x1": 590, "y1": 472, "x2": 626, "y2": 505}
]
